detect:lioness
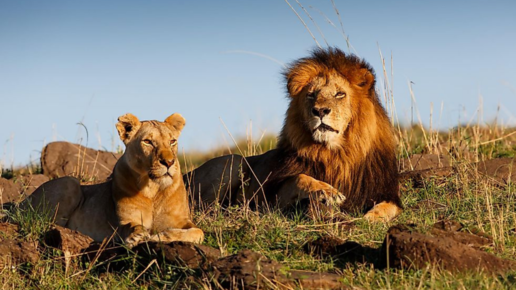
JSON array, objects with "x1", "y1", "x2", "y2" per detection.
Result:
[
  {"x1": 186, "y1": 47, "x2": 402, "y2": 221},
  {"x1": 26, "y1": 113, "x2": 203, "y2": 247}
]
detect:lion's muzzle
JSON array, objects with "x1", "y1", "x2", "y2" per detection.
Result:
[
  {"x1": 316, "y1": 123, "x2": 339, "y2": 134},
  {"x1": 311, "y1": 107, "x2": 331, "y2": 118}
]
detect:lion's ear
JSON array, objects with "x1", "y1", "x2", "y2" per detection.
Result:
[
  {"x1": 286, "y1": 63, "x2": 317, "y2": 97},
  {"x1": 357, "y1": 68, "x2": 375, "y2": 89},
  {"x1": 116, "y1": 113, "x2": 141, "y2": 144},
  {"x1": 164, "y1": 113, "x2": 186, "y2": 133}
]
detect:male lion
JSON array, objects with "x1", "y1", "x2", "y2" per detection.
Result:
[
  {"x1": 26, "y1": 113, "x2": 204, "y2": 247},
  {"x1": 186, "y1": 47, "x2": 402, "y2": 221}
]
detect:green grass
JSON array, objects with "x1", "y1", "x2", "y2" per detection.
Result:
[{"x1": 1, "y1": 125, "x2": 516, "y2": 289}]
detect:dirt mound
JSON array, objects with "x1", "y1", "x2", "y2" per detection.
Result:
[
  {"x1": 383, "y1": 224, "x2": 516, "y2": 273},
  {"x1": 1, "y1": 175, "x2": 50, "y2": 205},
  {"x1": 400, "y1": 154, "x2": 452, "y2": 172},
  {"x1": 305, "y1": 236, "x2": 378, "y2": 266},
  {"x1": 0, "y1": 223, "x2": 19, "y2": 236},
  {"x1": 0, "y1": 178, "x2": 22, "y2": 204},
  {"x1": 0, "y1": 240, "x2": 40, "y2": 270},
  {"x1": 133, "y1": 241, "x2": 222, "y2": 270},
  {"x1": 400, "y1": 155, "x2": 515, "y2": 187},
  {"x1": 41, "y1": 141, "x2": 121, "y2": 182},
  {"x1": 212, "y1": 249, "x2": 344, "y2": 289},
  {"x1": 18, "y1": 174, "x2": 50, "y2": 196},
  {"x1": 29, "y1": 224, "x2": 343, "y2": 289},
  {"x1": 303, "y1": 221, "x2": 514, "y2": 274},
  {"x1": 476, "y1": 157, "x2": 515, "y2": 185}
]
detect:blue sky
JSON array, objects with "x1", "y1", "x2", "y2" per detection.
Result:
[{"x1": 1, "y1": 0, "x2": 515, "y2": 167}]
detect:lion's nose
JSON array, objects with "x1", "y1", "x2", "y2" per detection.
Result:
[
  {"x1": 159, "y1": 158, "x2": 175, "y2": 168},
  {"x1": 312, "y1": 107, "x2": 331, "y2": 118}
]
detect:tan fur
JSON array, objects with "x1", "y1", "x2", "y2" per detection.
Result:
[
  {"x1": 186, "y1": 48, "x2": 402, "y2": 222},
  {"x1": 363, "y1": 201, "x2": 403, "y2": 222},
  {"x1": 26, "y1": 113, "x2": 203, "y2": 247}
]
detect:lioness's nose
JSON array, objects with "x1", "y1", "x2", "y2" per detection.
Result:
[
  {"x1": 159, "y1": 158, "x2": 175, "y2": 168},
  {"x1": 312, "y1": 107, "x2": 331, "y2": 118}
]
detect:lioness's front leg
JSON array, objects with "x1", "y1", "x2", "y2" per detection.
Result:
[
  {"x1": 115, "y1": 196, "x2": 154, "y2": 247},
  {"x1": 275, "y1": 174, "x2": 346, "y2": 208},
  {"x1": 148, "y1": 226, "x2": 204, "y2": 244},
  {"x1": 122, "y1": 224, "x2": 151, "y2": 248}
]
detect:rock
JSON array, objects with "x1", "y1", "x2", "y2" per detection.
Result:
[
  {"x1": 19, "y1": 174, "x2": 50, "y2": 196},
  {"x1": 382, "y1": 224, "x2": 516, "y2": 273},
  {"x1": 212, "y1": 249, "x2": 344, "y2": 289},
  {"x1": 44, "y1": 225, "x2": 94, "y2": 255},
  {"x1": 0, "y1": 175, "x2": 50, "y2": 205},
  {"x1": 133, "y1": 241, "x2": 221, "y2": 270},
  {"x1": 400, "y1": 167, "x2": 454, "y2": 187},
  {"x1": 429, "y1": 228, "x2": 493, "y2": 250},
  {"x1": 41, "y1": 141, "x2": 121, "y2": 183},
  {"x1": 0, "y1": 177, "x2": 22, "y2": 204},
  {"x1": 305, "y1": 236, "x2": 347, "y2": 257},
  {"x1": 400, "y1": 156, "x2": 515, "y2": 187},
  {"x1": 400, "y1": 154, "x2": 452, "y2": 172},
  {"x1": 44, "y1": 225, "x2": 94, "y2": 272},
  {"x1": 0, "y1": 239, "x2": 40, "y2": 271},
  {"x1": 82, "y1": 241, "x2": 344, "y2": 288},
  {"x1": 475, "y1": 157, "x2": 515, "y2": 185},
  {"x1": 82, "y1": 241, "x2": 222, "y2": 273}
]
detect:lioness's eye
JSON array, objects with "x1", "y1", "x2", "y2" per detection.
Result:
[
  {"x1": 142, "y1": 139, "x2": 153, "y2": 146},
  {"x1": 170, "y1": 139, "x2": 177, "y2": 146},
  {"x1": 335, "y1": 92, "x2": 346, "y2": 99}
]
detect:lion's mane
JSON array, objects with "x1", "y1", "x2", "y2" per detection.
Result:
[{"x1": 269, "y1": 47, "x2": 400, "y2": 212}]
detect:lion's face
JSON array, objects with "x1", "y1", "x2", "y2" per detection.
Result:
[
  {"x1": 302, "y1": 71, "x2": 354, "y2": 147},
  {"x1": 116, "y1": 113, "x2": 186, "y2": 188},
  {"x1": 283, "y1": 49, "x2": 375, "y2": 149}
]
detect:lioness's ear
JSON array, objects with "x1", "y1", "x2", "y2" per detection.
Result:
[
  {"x1": 285, "y1": 62, "x2": 318, "y2": 97},
  {"x1": 164, "y1": 113, "x2": 186, "y2": 133},
  {"x1": 116, "y1": 113, "x2": 141, "y2": 144},
  {"x1": 357, "y1": 68, "x2": 375, "y2": 89}
]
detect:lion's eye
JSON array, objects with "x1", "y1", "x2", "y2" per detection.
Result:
[
  {"x1": 142, "y1": 139, "x2": 153, "y2": 146},
  {"x1": 170, "y1": 139, "x2": 177, "y2": 147},
  {"x1": 335, "y1": 92, "x2": 346, "y2": 99},
  {"x1": 307, "y1": 92, "x2": 316, "y2": 99}
]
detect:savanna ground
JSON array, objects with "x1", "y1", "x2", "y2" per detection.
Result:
[{"x1": 1, "y1": 120, "x2": 516, "y2": 289}]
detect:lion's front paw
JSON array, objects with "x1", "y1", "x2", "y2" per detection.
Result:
[
  {"x1": 363, "y1": 201, "x2": 402, "y2": 222},
  {"x1": 316, "y1": 182, "x2": 346, "y2": 206}
]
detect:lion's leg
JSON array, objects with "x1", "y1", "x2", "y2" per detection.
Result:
[
  {"x1": 363, "y1": 201, "x2": 402, "y2": 222},
  {"x1": 276, "y1": 174, "x2": 346, "y2": 208},
  {"x1": 184, "y1": 154, "x2": 245, "y2": 207},
  {"x1": 24, "y1": 176, "x2": 83, "y2": 226}
]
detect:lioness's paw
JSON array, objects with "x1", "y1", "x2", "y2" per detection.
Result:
[
  {"x1": 148, "y1": 228, "x2": 205, "y2": 244},
  {"x1": 124, "y1": 231, "x2": 150, "y2": 248}
]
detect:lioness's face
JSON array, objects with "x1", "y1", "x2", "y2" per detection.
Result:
[
  {"x1": 133, "y1": 122, "x2": 181, "y2": 181},
  {"x1": 302, "y1": 71, "x2": 354, "y2": 147},
  {"x1": 116, "y1": 113, "x2": 185, "y2": 187}
]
